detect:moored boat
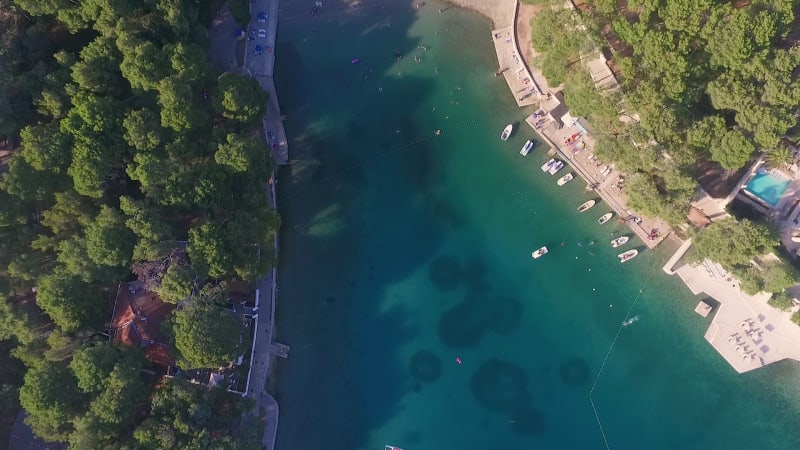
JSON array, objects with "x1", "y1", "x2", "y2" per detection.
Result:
[
  {"x1": 577, "y1": 200, "x2": 596, "y2": 212},
  {"x1": 597, "y1": 212, "x2": 614, "y2": 225},
  {"x1": 531, "y1": 246, "x2": 548, "y2": 259},
  {"x1": 520, "y1": 139, "x2": 534, "y2": 156},
  {"x1": 618, "y1": 249, "x2": 638, "y2": 263},
  {"x1": 610, "y1": 236, "x2": 629, "y2": 247},
  {"x1": 541, "y1": 158, "x2": 556, "y2": 172},
  {"x1": 557, "y1": 173, "x2": 574, "y2": 186},
  {"x1": 548, "y1": 160, "x2": 564, "y2": 175},
  {"x1": 501, "y1": 124, "x2": 513, "y2": 141},
  {"x1": 385, "y1": 446, "x2": 404, "y2": 450}
]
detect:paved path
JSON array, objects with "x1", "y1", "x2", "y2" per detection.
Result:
[{"x1": 245, "y1": 0, "x2": 289, "y2": 165}]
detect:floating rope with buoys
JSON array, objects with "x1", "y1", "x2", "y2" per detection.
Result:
[{"x1": 588, "y1": 253, "x2": 659, "y2": 450}]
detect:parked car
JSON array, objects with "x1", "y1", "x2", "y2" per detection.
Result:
[
  {"x1": 258, "y1": 29, "x2": 267, "y2": 38},
  {"x1": 257, "y1": 12, "x2": 268, "y2": 23}
]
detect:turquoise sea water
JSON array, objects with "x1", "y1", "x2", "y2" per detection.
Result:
[
  {"x1": 272, "y1": 2, "x2": 800, "y2": 449},
  {"x1": 746, "y1": 170, "x2": 791, "y2": 207}
]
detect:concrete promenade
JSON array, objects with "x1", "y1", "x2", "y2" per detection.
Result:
[
  {"x1": 240, "y1": 0, "x2": 288, "y2": 448},
  {"x1": 246, "y1": 0, "x2": 284, "y2": 440},
  {"x1": 245, "y1": 0, "x2": 289, "y2": 165},
  {"x1": 492, "y1": 27, "x2": 540, "y2": 107},
  {"x1": 664, "y1": 251, "x2": 800, "y2": 373}
]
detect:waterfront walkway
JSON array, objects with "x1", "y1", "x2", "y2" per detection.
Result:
[
  {"x1": 496, "y1": 0, "x2": 671, "y2": 249},
  {"x1": 491, "y1": 26, "x2": 539, "y2": 107},
  {"x1": 246, "y1": 0, "x2": 289, "y2": 165}
]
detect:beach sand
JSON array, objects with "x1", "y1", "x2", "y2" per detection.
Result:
[{"x1": 444, "y1": 0, "x2": 516, "y2": 27}]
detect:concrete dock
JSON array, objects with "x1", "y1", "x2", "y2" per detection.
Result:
[
  {"x1": 667, "y1": 255, "x2": 800, "y2": 373},
  {"x1": 492, "y1": 26, "x2": 540, "y2": 107}
]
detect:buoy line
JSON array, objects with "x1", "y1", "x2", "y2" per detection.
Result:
[{"x1": 588, "y1": 255, "x2": 659, "y2": 449}]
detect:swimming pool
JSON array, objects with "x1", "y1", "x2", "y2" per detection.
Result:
[{"x1": 746, "y1": 169, "x2": 791, "y2": 207}]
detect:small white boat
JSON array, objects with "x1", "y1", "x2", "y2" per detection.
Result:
[
  {"x1": 541, "y1": 158, "x2": 556, "y2": 172},
  {"x1": 618, "y1": 249, "x2": 638, "y2": 263},
  {"x1": 610, "y1": 236, "x2": 629, "y2": 247},
  {"x1": 597, "y1": 212, "x2": 614, "y2": 225},
  {"x1": 577, "y1": 200, "x2": 596, "y2": 212},
  {"x1": 531, "y1": 246, "x2": 548, "y2": 259},
  {"x1": 548, "y1": 160, "x2": 564, "y2": 175},
  {"x1": 385, "y1": 446, "x2": 404, "y2": 450},
  {"x1": 557, "y1": 173, "x2": 574, "y2": 186},
  {"x1": 520, "y1": 139, "x2": 534, "y2": 156},
  {"x1": 501, "y1": 124, "x2": 513, "y2": 141}
]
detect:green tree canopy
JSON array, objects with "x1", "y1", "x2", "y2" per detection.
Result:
[
  {"x1": 761, "y1": 260, "x2": 798, "y2": 294},
  {"x1": 85, "y1": 206, "x2": 136, "y2": 268},
  {"x1": 36, "y1": 268, "x2": 107, "y2": 332},
  {"x1": 710, "y1": 129, "x2": 755, "y2": 170},
  {"x1": 172, "y1": 284, "x2": 244, "y2": 369},
  {"x1": 19, "y1": 122, "x2": 73, "y2": 172},
  {"x1": 157, "y1": 76, "x2": 205, "y2": 132},
  {"x1": 156, "y1": 263, "x2": 195, "y2": 304},
  {"x1": 18, "y1": 360, "x2": 84, "y2": 442},
  {"x1": 70, "y1": 341, "x2": 142, "y2": 394},
  {"x1": 215, "y1": 132, "x2": 272, "y2": 178},
  {"x1": 169, "y1": 42, "x2": 208, "y2": 82},
  {"x1": 119, "y1": 39, "x2": 169, "y2": 92},
  {"x1": 187, "y1": 222, "x2": 232, "y2": 279},
  {"x1": 691, "y1": 218, "x2": 778, "y2": 268},
  {"x1": 217, "y1": 72, "x2": 268, "y2": 123},
  {"x1": 132, "y1": 378, "x2": 249, "y2": 449},
  {"x1": 123, "y1": 108, "x2": 163, "y2": 152}
]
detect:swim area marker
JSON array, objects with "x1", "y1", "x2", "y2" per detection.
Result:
[{"x1": 588, "y1": 255, "x2": 658, "y2": 450}]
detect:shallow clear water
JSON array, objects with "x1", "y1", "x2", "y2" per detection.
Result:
[
  {"x1": 746, "y1": 171, "x2": 790, "y2": 207},
  {"x1": 273, "y1": 2, "x2": 800, "y2": 449}
]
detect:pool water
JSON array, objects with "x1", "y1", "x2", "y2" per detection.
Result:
[{"x1": 746, "y1": 170, "x2": 791, "y2": 207}]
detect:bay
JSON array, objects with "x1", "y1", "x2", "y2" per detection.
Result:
[{"x1": 273, "y1": 1, "x2": 800, "y2": 448}]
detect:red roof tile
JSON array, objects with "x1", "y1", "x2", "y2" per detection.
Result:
[{"x1": 110, "y1": 283, "x2": 176, "y2": 367}]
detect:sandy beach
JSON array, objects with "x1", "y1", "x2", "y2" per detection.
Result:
[{"x1": 444, "y1": 0, "x2": 516, "y2": 27}]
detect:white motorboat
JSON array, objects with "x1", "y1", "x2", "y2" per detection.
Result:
[
  {"x1": 557, "y1": 173, "x2": 574, "y2": 186},
  {"x1": 618, "y1": 249, "x2": 638, "y2": 263},
  {"x1": 501, "y1": 124, "x2": 513, "y2": 141},
  {"x1": 548, "y1": 160, "x2": 564, "y2": 175},
  {"x1": 610, "y1": 236, "x2": 629, "y2": 247},
  {"x1": 577, "y1": 200, "x2": 596, "y2": 212},
  {"x1": 541, "y1": 158, "x2": 556, "y2": 172},
  {"x1": 520, "y1": 139, "x2": 534, "y2": 156},
  {"x1": 597, "y1": 212, "x2": 614, "y2": 225},
  {"x1": 531, "y1": 246, "x2": 548, "y2": 259},
  {"x1": 385, "y1": 446, "x2": 404, "y2": 450}
]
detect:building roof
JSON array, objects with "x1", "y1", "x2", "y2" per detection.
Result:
[{"x1": 110, "y1": 283, "x2": 176, "y2": 367}]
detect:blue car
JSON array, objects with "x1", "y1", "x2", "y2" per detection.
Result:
[
  {"x1": 257, "y1": 12, "x2": 268, "y2": 23},
  {"x1": 255, "y1": 44, "x2": 264, "y2": 56}
]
